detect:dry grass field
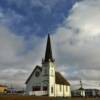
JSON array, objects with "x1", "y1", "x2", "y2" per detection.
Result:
[{"x1": 0, "y1": 96, "x2": 100, "y2": 100}]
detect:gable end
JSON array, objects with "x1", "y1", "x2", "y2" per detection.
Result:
[{"x1": 25, "y1": 65, "x2": 42, "y2": 84}]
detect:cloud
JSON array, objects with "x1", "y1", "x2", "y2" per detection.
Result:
[
  {"x1": 67, "y1": 0, "x2": 100, "y2": 39},
  {"x1": 52, "y1": 0, "x2": 100, "y2": 87},
  {"x1": 0, "y1": 25, "x2": 24, "y2": 64},
  {"x1": 0, "y1": 25, "x2": 46, "y2": 88},
  {"x1": 0, "y1": 0, "x2": 100, "y2": 90}
]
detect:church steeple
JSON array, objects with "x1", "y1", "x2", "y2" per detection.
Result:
[{"x1": 44, "y1": 34, "x2": 54, "y2": 63}]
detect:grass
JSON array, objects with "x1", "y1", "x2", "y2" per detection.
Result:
[{"x1": 0, "y1": 96, "x2": 99, "y2": 100}]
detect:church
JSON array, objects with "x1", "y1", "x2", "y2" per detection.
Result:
[{"x1": 25, "y1": 34, "x2": 71, "y2": 97}]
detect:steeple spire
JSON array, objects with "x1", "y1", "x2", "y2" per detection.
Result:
[{"x1": 44, "y1": 34, "x2": 54, "y2": 63}]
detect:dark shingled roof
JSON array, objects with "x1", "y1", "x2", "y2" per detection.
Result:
[
  {"x1": 55, "y1": 72, "x2": 70, "y2": 85},
  {"x1": 25, "y1": 65, "x2": 42, "y2": 84}
]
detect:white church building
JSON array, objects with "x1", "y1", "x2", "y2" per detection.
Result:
[{"x1": 25, "y1": 34, "x2": 71, "y2": 97}]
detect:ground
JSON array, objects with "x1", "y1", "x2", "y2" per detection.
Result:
[{"x1": 0, "y1": 96, "x2": 100, "y2": 100}]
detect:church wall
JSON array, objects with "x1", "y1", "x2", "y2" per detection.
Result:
[
  {"x1": 55, "y1": 84, "x2": 71, "y2": 97},
  {"x1": 48, "y1": 62, "x2": 55, "y2": 97},
  {"x1": 26, "y1": 68, "x2": 42, "y2": 94},
  {"x1": 41, "y1": 63, "x2": 49, "y2": 81},
  {"x1": 63, "y1": 85, "x2": 71, "y2": 97},
  {"x1": 55, "y1": 84, "x2": 64, "y2": 97}
]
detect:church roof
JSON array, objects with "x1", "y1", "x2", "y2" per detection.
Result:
[
  {"x1": 44, "y1": 34, "x2": 54, "y2": 62},
  {"x1": 25, "y1": 65, "x2": 42, "y2": 84},
  {"x1": 55, "y1": 72, "x2": 70, "y2": 85},
  {"x1": 26, "y1": 66, "x2": 70, "y2": 86}
]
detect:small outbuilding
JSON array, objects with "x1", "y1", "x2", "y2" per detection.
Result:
[{"x1": 0, "y1": 85, "x2": 8, "y2": 93}]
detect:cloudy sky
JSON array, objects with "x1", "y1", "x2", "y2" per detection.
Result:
[{"x1": 0, "y1": 0, "x2": 100, "y2": 89}]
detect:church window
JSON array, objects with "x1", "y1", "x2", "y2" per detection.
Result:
[
  {"x1": 60, "y1": 85, "x2": 62, "y2": 92},
  {"x1": 35, "y1": 71, "x2": 40, "y2": 77},
  {"x1": 33, "y1": 86, "x2": 40, "y2": 91},
  {"x1": 51, "y1": 87, "x2": 53, "y2": 93},
  {"x1": 43, "y1": 86, "x2": 48, "y2": 91},
  {"x1": 66, "y1": 86, "x2": 68, "y2": 92},
  {"x1": 51, "y1": 70, "x2": 53, "y2": 75}
]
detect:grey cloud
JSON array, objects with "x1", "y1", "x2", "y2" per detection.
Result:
[
  {"x1": 0, "y1": 25, "x2": 46, "y2": 88},
  {"x1": 1, "y1": 0, "x2": 100, "y2": 89},
  {"x1": 52, "y1": 0, "x2": 100, "y2": 84}
]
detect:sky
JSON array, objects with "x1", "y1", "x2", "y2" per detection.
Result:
[{"x1": 0, "y1": 0, "x2": 100, "y2": 90}]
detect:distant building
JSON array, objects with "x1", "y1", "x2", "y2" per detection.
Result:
[
  {"x1": 85, "y1": 89, "x2": 100, "y2": 97},
  {"x1": 25, "y1": 34, "x2": 71, "y2": 97},
  {"x1": 72, "y1": 88, "x2": 100, "y2": 97},
  {"x1": 78, "y1": 87, "x2": 85, "y2": 97},
  {"x1": 0, "y1": 85, "x2": 8, "y2": 93},
  {"x1": 8, "y1": 88, "x2": 16, "y2": 93},
  {"x1": 78, "y1": 80, "x2": 85, "y2": 97},
  {"x1": 71, "y1": 87, "x2": 85, "y2": 97}
]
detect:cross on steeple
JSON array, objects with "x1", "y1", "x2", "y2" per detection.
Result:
[{"x1": 44, "y1": 34, "x2": 54, "y2": 63}]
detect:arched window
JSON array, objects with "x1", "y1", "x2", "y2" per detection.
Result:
[
  {"x1": 66, "y1": 86, "x2": 68, "y2": 92},
  {"x1": 51, "y1": 87, "x2": 53, "y2": 93},
  {"x1": 60, "y1": 85, "x2": 62, "y2": 92}
]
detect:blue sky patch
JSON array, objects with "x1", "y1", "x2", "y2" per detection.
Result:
[{"x1": 0, "y1": 0, "x2": 77, "y2": 38}]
